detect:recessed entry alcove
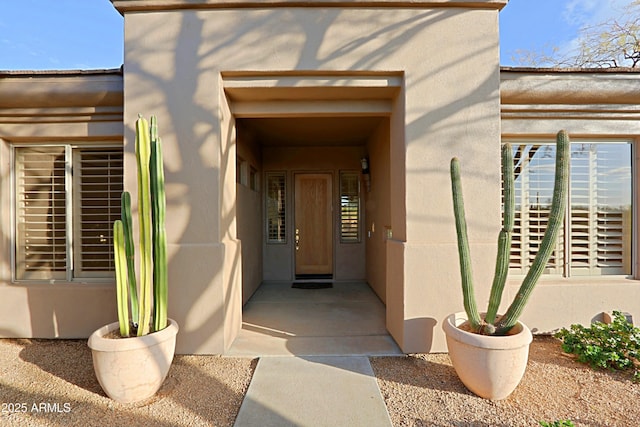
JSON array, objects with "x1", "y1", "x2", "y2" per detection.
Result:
[{"x1": 222, "y1": 72, "x2": 404, "y2": 355}]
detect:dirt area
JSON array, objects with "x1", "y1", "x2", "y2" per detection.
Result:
[
  {"x1": 371, "y1": 336, "x2": 640, "y2": 427},
  {"x1": 0, "y1": 339, "x2": 255, "y2": 427},
  {"x1": 1, "y1": 336, "x2": 638, "y2": 426}
]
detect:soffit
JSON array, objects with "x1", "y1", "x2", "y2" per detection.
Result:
[{"x1": 238, "y1": 116, "x2": 385, "y2": 146}]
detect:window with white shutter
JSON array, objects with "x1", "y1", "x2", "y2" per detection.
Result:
[
  {"x1": 15, "y1": 147, "x2": 67, "y2": 280},
  {"x1": 73, "y1": 148, "x2": 123, "y2": 278},
  {"x1": 266, "y1": 172, "x2": 286, "y2": 244},
  {"x1": 14, "y1": 145, "x2": 123, "y2": 282},
  {"x1": 507, "y1": 140, "x2": 632, "y2": 278},
  {"x1": 340, "y1": 172, "x2": 361, "y2": 243}
]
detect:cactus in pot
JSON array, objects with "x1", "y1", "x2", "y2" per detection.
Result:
[
  {"x1": 450, "y1": 130, "x2": 570, "y2": 335},
  {"x1": 114, "y1": 114, "x2": 168, "y2": 337},
  {"x1": 88, "y1": 116, "x2": 175, "y2": 404}
]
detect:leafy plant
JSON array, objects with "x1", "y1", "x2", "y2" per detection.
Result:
[
  {"x1": 450, "y1": 130, "x2": 570, "y2": 335},
  {"x1": 114, "y1": 115, "x2": 168, "y2": 337},
  {"x1": 539, "y1": 421, "x2": 575, "y2": 427},
  {"x1": 555, "y1": 311, "x2": 640, "y2": 382}
]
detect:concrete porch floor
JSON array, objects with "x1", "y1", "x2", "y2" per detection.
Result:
[{"x1": 226, "y1": 281, "x2": 402, "y2": 356}]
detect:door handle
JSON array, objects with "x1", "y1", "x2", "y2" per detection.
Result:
[{"x1": 295, "y1": 228, "x2": 300, "y2": 251}]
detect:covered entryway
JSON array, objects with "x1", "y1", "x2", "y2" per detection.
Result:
[{"x1": 224, "y1": 73, "x2": 403, "y2": 355}]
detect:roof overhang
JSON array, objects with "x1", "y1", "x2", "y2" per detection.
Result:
[
  {"x1": 501, "y1": 68, "x2": 640, "y2": 105},
  {"x1": 0, "y1": 69, "x2": 123, "y2": 109},
  {"x1": 111, "y1": 0, "x2": 508, "y2": 14},
  {"x1": 500, "y1": 68, "x2": 640, "y2": 137}
]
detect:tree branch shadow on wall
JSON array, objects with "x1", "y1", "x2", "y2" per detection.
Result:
[{"x1": 7, "y1": 5, "x2": 510, "y2": 423}]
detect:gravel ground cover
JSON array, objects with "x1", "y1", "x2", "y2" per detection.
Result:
[
  {"x1": 1, "y1": 336, "x2": 638, "y2": 426},
  {"x1": 371, "y1": 336, "x2": 640, "y2": 427},
  {"x1": 0, "y1": 339, "x2": 255, "y2": 427}
]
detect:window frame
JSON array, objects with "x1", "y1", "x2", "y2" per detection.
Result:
[
  {"x1": 11, "y1": 142, "x2": 123, "y2": 284},
  {"x1": 503, "y1": 137, "x2": 635, "y2": 280},
  {"x1": 339, "y1": 170, "x2": 362, "y2": 243},
  {"x1": 265, "y1": 171, "x2": 287, "y2": 245}
]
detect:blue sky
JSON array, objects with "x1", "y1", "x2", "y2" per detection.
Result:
[
  {"x1": 0, "y1": 0, "x2": 636, "y2": 70},
  {"x1": 500, "y1": 0, "x2": 636, "y2": 66}
]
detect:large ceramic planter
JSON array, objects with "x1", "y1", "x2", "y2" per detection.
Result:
[
  {"x1": 442, "y1": 312, "x2": 532, "y2": 400},
  {"x1": 88, "y1": 319, "x2": 179, "y2": 404}
]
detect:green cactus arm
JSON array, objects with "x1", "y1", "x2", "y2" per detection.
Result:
[
  {"x1": 484, "y1": 230, "x2": 511, "y2": 328},
  {"x1": 495, "y1": 130, "x2": 570, "y2": 334},
  {"x1": 484, "y1": 143, "x2": 515, "y2": 325},
  {"x1": 114, "y1": 220, "x2": 130, "y2": 337},
  {"x1": 150, "y1": 117, "x2": 168, "y2": 332},
  {"x1": 120, "y1": 191, "x2": 139, "y2": 324},
  {"x1": 450, "y1": 157, "x2": 482, "y2": 331},
  {"x1": 135, "y1": 115, "x2": 153, "y2": 336}
]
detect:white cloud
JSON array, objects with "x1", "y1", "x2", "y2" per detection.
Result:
[
  {"x1": 563, "y1": 0, "x2": 635, "y2": 28},
  {"x1": 563, "y1": 0, "x2": 600, "y2": 27},
  {"x1": 557, "y1": 0, "x2": 637, "y2": 62}
]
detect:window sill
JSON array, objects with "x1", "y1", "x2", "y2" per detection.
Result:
[
  {"x1": 6, "y1": 281, "x2": 115, "y2": 288},
  {"x1": 508, "y1": 276, "x2": 639, "y2": 287}
]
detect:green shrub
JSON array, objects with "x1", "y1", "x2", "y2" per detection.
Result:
[
  {"x1": 554, "y1": 311, "x2": 640, "y2": 382},
  {"x1": 539, "y1": 421, "x2": 575, "y2": 427}
]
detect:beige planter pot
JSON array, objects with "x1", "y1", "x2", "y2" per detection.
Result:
[
  {"x1": 88, "y1": 319, "x2": 179, "y2": 404},
  {"x1": 442, "y1": 312, "x2": 532, "y2": 400}
]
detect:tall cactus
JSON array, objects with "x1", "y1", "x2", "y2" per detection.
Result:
[
  {"x1": 450, "y1": 156, "x2": 482, "y2": 331},
  {"x1": 121, "y1": 192, "x2": 138, "y2": 325},
  {"x1": 150, "y1": 116, "x2": 168, "y2": 332},
  {"x1": 114, "y1": 219, "x2": 129, "y2": 337},
  {"x1": 135, "y1": 115, "x2": 154, "y2": 336},
  {"x1": 113, "y1": 114, "x2": 169, "y2": 337},
  {"x1": 450, "y1": 130, "x2": 570, "y2": 335}
]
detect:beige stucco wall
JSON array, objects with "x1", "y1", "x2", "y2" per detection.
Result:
[
  {"x1": 501, "y1": 69, "x2": 640, "y2": 333},
  {"x1": 236, "y1": 126, "x2": 263, "y2": 304},
  {"x1": 365, "y1": 119, "x2": 391, "y2": 302},
  {"x1": 3, "y1": 6, "x2": 638, "y2": 356},
  {"x1": 118, "y1": 2, "x2": 503, "y2": 353},
  {"x1": 0, "y1": 71, "x2": 124, "y2": 338}
]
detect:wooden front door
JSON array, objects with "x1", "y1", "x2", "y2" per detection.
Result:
[{"x1": 294, "y1": 173, "x2": 333, "y2": 276}]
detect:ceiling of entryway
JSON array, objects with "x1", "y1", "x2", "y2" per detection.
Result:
[{"x1": 237, "y1": 116, "x2": 385, "y2": 147}]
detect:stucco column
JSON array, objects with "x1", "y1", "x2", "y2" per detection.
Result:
[{"x1": 122, "y1": 16, "x2": 242, "y2": 354}]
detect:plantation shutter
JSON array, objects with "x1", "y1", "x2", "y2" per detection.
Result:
[
  {"x1": 15, "y1": 147, "x2": 67, "y2": 280},
  {"x1": 507, "y1": 141, "x2": 631, "y2": 277},
  {"x1": 266, "y1": 173, "x2": 286, "y2": 243},
  {"x1": 340, "y1": 172, "x2": 360, "y2": 242},
  {"x1": 73, "y1": 148, "x2": 123, "y2": 277},
  {"x1": 569, "y1": 144, "x2": 631, "y2": 275},
  {"x1": 510, "y1": 144, "x2": 564, "y2": 276}
]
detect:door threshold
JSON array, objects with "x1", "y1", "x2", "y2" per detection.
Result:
[{"x1": 295, "y1": 274, "x2": 333, "y2": 280}]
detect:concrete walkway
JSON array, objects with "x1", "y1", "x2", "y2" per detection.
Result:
[
  {"x1": 229, "y1": 282, "x2": 400, "y2": 426},
  {"x1": 234, "y1": 356, "x2": 392, "y2": 427}
]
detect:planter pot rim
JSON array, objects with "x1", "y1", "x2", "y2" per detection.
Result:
[
  {"x1": 442, "y1": 312, "x2": 532, "y2": 350},
  {"x1": 88, "y1": 318, "x2": 179, "y2": 352}
]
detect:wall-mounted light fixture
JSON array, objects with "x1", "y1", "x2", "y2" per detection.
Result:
[{"x1": 361, "y1": 157, "x2": 371, "y2": 192}]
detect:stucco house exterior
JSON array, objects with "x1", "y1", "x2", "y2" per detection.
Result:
[{"x1": 1, "y1": 0, "x2": 639, "y2": 355}]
